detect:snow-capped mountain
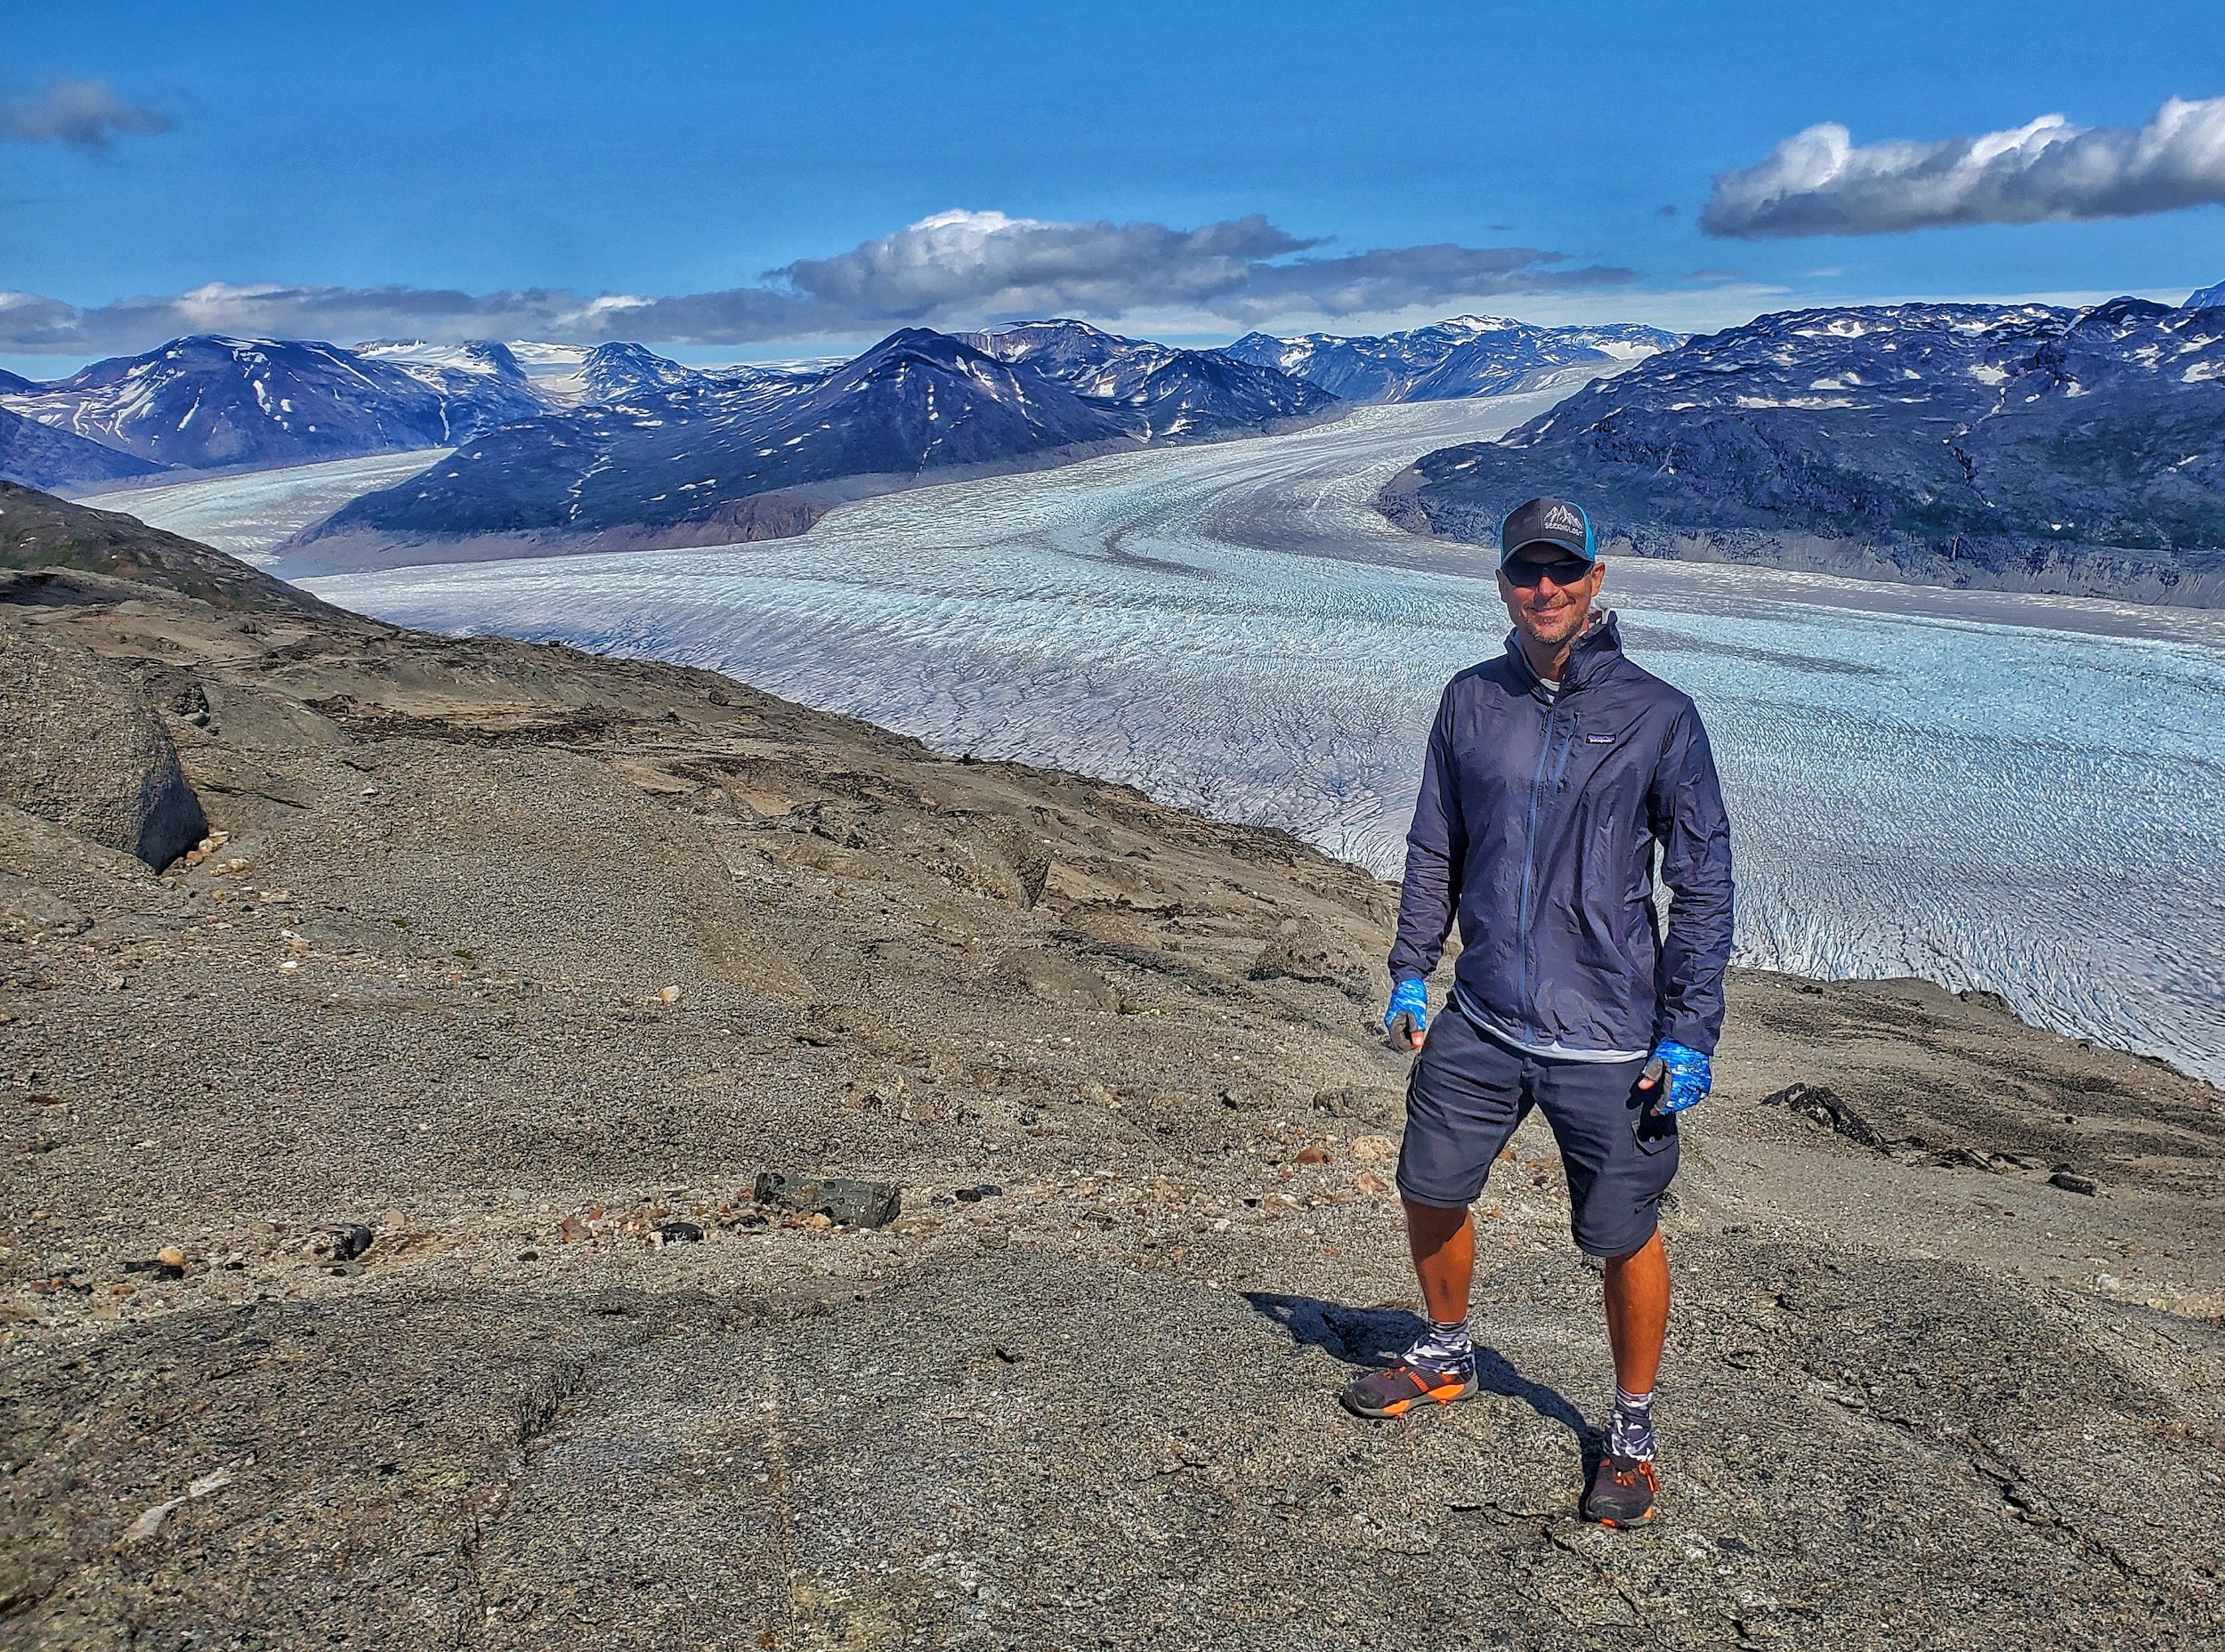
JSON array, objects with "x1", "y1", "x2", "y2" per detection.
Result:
[
  {"x1": 1224, "y1": 315, "x2": 1681, "y2": 403},
  {"x1": 2187, "y1": 280, "x2": 2225, "y2": 310},
  {"x1": 576, "y1": 341, "x2": 709, "y2": 404},
  {"x1": 0, "y1": 404, "x2": 170, "y2": 490},
  {"x1": 298, "y1": 328, "x2": 1146, "y2": 551},
  {"x1": 1384, "y1": 298, "x2": 2225, "y2": 604},
  {"x1": 959, "y1": 320, "x2": 1337, "y2": 438},
  {"x1": 353, "y1": 339, "x2": 548, "y2": 439},
  {"x1": 0, "y1": 336, "x2": 463, "y2": 471}
]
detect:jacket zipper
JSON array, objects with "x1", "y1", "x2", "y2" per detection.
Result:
[{"x1": 1517, "y1": 697, "x2": 1560, "y2": 1039}]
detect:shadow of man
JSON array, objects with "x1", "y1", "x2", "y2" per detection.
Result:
[{"x1": 1242, "y1": 1291, "x2": 1593, "y2": 1452}]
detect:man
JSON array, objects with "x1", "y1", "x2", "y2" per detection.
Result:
[{"x1": 1339, "y1": 496, "x2": 1734, "y2": 1529}]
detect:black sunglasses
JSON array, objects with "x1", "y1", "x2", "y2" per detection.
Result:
[{"x1": 1502, "y1": 555, "x2": 1594, "y2": 588}]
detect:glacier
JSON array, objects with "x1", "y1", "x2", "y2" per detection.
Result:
[
  {"x1": 85, "y1": 449, "x2": 449, "y2": 560},
  {"x1": 109, "y1": 393, "x2": 2225, "y2": 1084}
]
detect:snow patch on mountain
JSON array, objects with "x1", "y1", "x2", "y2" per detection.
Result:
[{"x1": 1225, "y1": 314, "x2": 1682, "y2": 402}]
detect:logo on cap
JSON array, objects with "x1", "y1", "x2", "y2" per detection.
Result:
[{"x1": 1499, "y1": 495, "x2": 1596, "y2": 565}]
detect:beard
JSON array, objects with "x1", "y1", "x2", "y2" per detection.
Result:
[{"x1": 1516, "y1": 594, "x2": 1596, "y2": 647}]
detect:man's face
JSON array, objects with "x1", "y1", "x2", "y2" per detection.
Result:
[{"x1": 1498, "y1": 544, "x2": 1606, "y2": 649}]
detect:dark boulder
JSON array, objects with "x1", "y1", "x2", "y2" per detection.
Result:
[{"x1": 0, "y1": 623, "x2": 206, "y2": 869}]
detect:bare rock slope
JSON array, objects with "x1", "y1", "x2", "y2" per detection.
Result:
[{"x1": 1, "y1": 496, "x2": 2221, "y2": 1648}]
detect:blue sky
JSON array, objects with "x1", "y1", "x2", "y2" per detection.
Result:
[{"x1": 4, "y1": 0, "x2": 2223, "y2": 372}]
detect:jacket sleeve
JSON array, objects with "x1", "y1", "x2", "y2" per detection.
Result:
[
  {"x1": 1388, "y1": 685, "x2": 1466, "y2": 984},
  {"x1": 1648, "y1": 700, "x2": 1736, "y2": 1055}
]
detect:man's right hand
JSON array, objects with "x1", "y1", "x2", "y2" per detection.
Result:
[{"x1": 1384, "y1": 978, "x2": 1429, "y2": 1051}]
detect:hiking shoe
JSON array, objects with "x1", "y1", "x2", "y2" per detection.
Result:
[
  {"x1": 1582, "y1": 1454, "x2": 1660, "y2": 1526},
  {"x1": 1339, "y1": 1360, "x2": 1478, "y2": 1420}
]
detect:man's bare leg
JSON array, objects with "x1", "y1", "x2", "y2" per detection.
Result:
[
  {"x1": 1404, "y1": 1198, "x2": 1474, "y2": 1323},
  {"x1": 1602, "y1": 1230, "x2": 1670, "y2": 1395},
  {"x1": 1592, "y1": 1228, "x2": 1670, "y2": 1516}
]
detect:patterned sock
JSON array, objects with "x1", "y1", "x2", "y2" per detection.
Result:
[
  {"x1": 1608, "y1": 1386, "x2": 1656, "y2": 1461},
  {"x1": 1404, "y1": 1317, "x2": 1475, "y2": 1375}
]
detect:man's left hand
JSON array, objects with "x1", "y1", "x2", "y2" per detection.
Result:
[{"x1": 1639, "y1": 1040, "x2": 1711, "y2": 1114}]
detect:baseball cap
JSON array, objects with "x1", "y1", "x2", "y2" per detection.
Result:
[{"x1": 1499, "y1": 496, "x2": 1596, "y2": 568}]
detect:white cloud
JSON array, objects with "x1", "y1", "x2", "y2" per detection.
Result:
[
  {"x1": 0, "y1": 78, "x2": 170, "y2": 150},
  {"x1": 1702, "y1": 95, "x2": 2225, "y2": 238},
  {"x1": 0, "y1": 210, "x2": 1634, "y2": 353}
]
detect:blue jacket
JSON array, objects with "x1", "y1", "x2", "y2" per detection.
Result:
[{"x1": 1389, "y1": 612, "x2": 1735, "y2": 1057}]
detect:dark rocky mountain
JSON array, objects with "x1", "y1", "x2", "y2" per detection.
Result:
[
  {"x1": 297, "y1": 328, "x2": 1145, "y2": 554},
  {"x1": 292, "y1": 325, "x2": 1338, "y2": 559},
  {"x1": 577, "y1": 341, "x2": 713, "y2": 404},
  {"x1": 0, "y1": 403, "x2": 169, "y2": 491},
  {"x1": 0, "y1": 336, "x2": 459, "y2": 472},
  {"x1": 960, "y1": 319, "x2": 1338, "y2": 439},
  {"x1": 0, "y1": 368, "x2": 37, "y2": 395},
  {"x1": 1226, "y1": 315, "x2": 1681, "y2": 402},
  {"x1": 352, "y1": 338, "x2": 550, "y2": 439},
  {"x1": 1383, "y1": 297, "x2": 2225, "y2": 604}
]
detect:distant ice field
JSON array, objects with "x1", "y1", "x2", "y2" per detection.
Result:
[
  {"x1": 87, "y1": 450, "x2": 449, "y2": 562},
  {"x1": 114, "y1": 397, "x2": 2224, "y2": 1083}
]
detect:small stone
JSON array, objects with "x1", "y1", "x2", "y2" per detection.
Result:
[
  {"x1": 1294, "y1": 1146, "x2": 1331, "y2": 1166},
  {"x1": 752, "y1": 1170, "x2": 902, "y2": 1229},
  {"x1": 321, "y1": 1224, "x2": 374, "y2": 1262},
  {"x1": 805, "y1": 1213, "x2": 831, "y2": 1229},
  {"x1": 1355, "y1": 1172, "x2": 1389, "y2": 1194},
  {"x1": 517, "y1": 1249, "x2": 540, "y2": 1261},
  {"x1": 2050, "y1": 1170, "x2": 2098, "y2": 1196},
  {"x1": 658, "y1": 985, "x2": 682, "y2": 1004},
  {"x1": 656, "y1": 1220, "x2": 704, "y2": 1243},
  {"x1": 1349, "y1": 1135, "x2": 1394, "y2": 1163},
  {"x1": 381, "y1": 1208, "x2": 407, "y2": 1230},
  {"x1": 124, "y1": 1496, "x2": 186, "y2": 1542},
  {"x1": 155, "y1": 1246, "x2": 186, "y2": 1268},
  {"x1": 557, "y1": 1215, "x2": 590, "y2": 1243}
]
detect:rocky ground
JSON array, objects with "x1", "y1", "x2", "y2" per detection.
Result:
[{"x1": 1, "y1": 489, "x2": 2221, "y2": 1648}]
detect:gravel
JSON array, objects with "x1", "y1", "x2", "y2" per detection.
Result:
[{"x1": 1, "y1": 546, "x2": 2221, "y2": 1648}]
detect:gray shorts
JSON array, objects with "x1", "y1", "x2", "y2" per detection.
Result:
[{"x1": 1396, "y1": 1004, "x2": 1679, "y2": 1259}]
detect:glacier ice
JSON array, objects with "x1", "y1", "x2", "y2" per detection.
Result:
[
  {"x1": 113, "y1": 396, "x2": 2225, "y2": 1084},
  {"x1": 85, "y1": 449, "x2": 449, "y2": 562}
]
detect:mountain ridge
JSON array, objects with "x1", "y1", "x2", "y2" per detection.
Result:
[
  {"x1": 1381, "y1": 296, "x2": 2225, "y2": 605},
  {"x1": 285, "y1": 322, "x2": 1338, "y2": 566},
  {"x1": 1226, "y1": 314, "x2": 1681, "y2": 402},
  {"x1": 0, "y1": 404, "x2": 171, "y2": 491}
]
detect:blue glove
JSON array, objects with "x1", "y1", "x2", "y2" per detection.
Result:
[
  {"x1": 1643, "y1": 1040, "x2": 1711, "y2": 1113},
  {"x1": 1384, "y1": 978, "x2": 1429, "y2": 1049}
]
